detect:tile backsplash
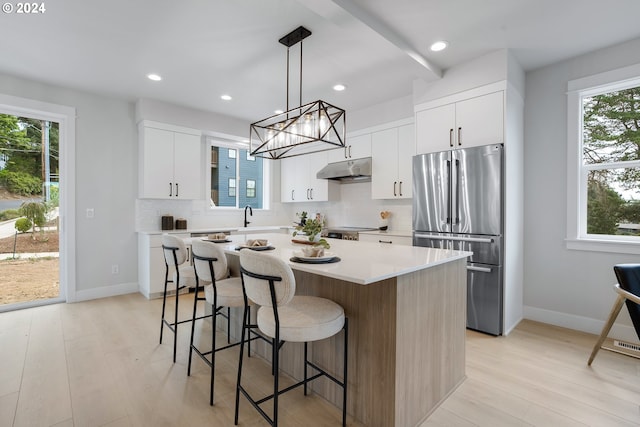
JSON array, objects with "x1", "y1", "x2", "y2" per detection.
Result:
[
  {"x1": 136, "y1": 182, "x2": 412, "y2": 232},
  {"x1": 283, "y1": 181, "x2": 412, "y2": 231}
]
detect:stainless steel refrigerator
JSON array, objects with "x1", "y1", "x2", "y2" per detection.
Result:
[{"x1": 412, "y1": 144, "x2": 504, "y2": 335}]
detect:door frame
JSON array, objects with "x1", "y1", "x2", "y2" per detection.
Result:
[{"x1": 0, "y1": 93, "x2": 77, "y2": 304}]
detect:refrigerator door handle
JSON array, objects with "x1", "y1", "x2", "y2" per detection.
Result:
[
  {"x1": 467, "y1": 265, "x2": 492, "y2": 273},
  {"x1": 445, "y1": 235, "x2": 494, "y2": 243},
  {"x1": 455, "y1": 159, "x2": 461, "y2": 225},
  {"x1": 446, "y1": 160, "x2": 451, "y2": 224},
  {"x1": 413, "y1": 233, "x2": 494, "y2": 244}
]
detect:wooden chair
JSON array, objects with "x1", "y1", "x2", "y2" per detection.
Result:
[{"x1": 588, "y1": 263, "x2": 640, "y2": 365}]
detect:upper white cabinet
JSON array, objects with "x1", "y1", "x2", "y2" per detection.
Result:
[
  {"x1": 327, "y1": 133, "x2": 371, "y2": 163},
  {"x1": 371, "y1": 124, "x2": 415, "y2": 199},
  {"x1": 280, "y1": 151, "x2": 334, "y2": 203},
  {"x1": 139, "y1": 121, "x2": 202, "y2": 199},
  {"x1": 416, "y1": 90, "x2": 504, "y2": 154}
]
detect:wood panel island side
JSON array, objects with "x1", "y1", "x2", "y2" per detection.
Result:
[{"x1": 196, "y1": 233, "x2": 471, "y2": 427}]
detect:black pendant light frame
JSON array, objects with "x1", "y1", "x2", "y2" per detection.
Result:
[{"x1": 250, "y1": 26, "x2": 346, "y2": 160}]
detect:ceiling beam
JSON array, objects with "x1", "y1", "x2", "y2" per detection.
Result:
[{"x1": 331, "y1": 0, "x2": 442, "y2": 79}]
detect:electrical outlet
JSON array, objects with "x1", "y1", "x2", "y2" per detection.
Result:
[
  {"x1": 111, "y1": 264, "x2": 119, "y2": 274},
  {"x1": 86, "y1": 208, "x2": 94, "y2": 218}
]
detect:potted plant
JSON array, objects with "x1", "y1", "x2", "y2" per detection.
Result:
[
  {"x1": 295, "y1": 211, "x2": 308, "y2": 226},
  {"x1": 293, "y1": 217, "x2": 330, "y2": 249}
]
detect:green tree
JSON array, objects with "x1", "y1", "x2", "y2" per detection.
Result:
[
  {"x1": 583, "y1": 87, "x2": 640, "y2": 234},
  {"x1": 17, "y1": 117, "x2": 60, "y2": 178},
  {"x1": 19, "y1": 201, "x2": 46, "y2": 240},
  {"x1": 587, "y1": 178, "x2": 625, "y2": 235},
  {"x1": 0, "y1": 114, "x2": 59, "y2": 197},
  {"x1": 0, "y1": 114, "x2": 32, "y2": 172}
]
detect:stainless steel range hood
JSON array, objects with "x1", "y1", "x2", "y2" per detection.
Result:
[{"x1": 316, "y1": 157, "x2": 372, "y2": 182}]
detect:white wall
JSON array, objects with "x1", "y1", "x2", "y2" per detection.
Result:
[
  {"x1": 0, "y1": 72, "x2": 139, "y2": 299},
  {"x1": 524, "y1": 37, "x2": 640, "y2": 341},
  {"x1": 413, "y1": 49, "x2": 516, "y2": 105}
]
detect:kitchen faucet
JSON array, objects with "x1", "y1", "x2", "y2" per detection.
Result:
[{"x1": 244, "y1": 205, "x2": 252, "y2": 227}]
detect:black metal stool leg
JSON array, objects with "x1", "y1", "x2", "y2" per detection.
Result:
[
  {"x1": 159, "y1": 266, "x2": 169, "y2": 345},
  {"x1": 188, "y1": 279, "x2": 200, "y2": 376},
  {"x1": 173, "y1": 277, "x2": 179, "y2": 363},
  {"x1": 210, "y1": 294, "x2": 218, "y2": 406},
  {"x1": 304, "y1": 342, "x2": 309, "y2": 396},
  {"x1": 234, "y1": 304, "x2": 250, "y2": 425},
  {"x1": 227, "y1": 306, "x2": 231, "y2": 344},
  {"x1": 342, "y1": 318, "x2": 349, "y2": 427},
  {"x1": 273, "y1": 336, "x2": 279, "y2": 426}
]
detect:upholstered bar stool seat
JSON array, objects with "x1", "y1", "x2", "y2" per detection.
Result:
[
  {"x1": 173, "y1": 264, "x2": 197, "y2": 289},
  {"x1": 204, "y1": 278, "x2": 245, "y2": 308},
  {"x1": 257, "y1": 295, "x2": 344, "y2": 342}
]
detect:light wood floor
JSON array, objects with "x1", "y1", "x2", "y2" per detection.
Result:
[{"x1": 1, "y1": 293, "x2": 639, "y2": 427}]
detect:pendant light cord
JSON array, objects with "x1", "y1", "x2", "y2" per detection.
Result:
[
  {"x1": 286, "y1": 46, "x2": 290, "y2": 114},
  {"x1": 285, "y1": 40, "x2": 304, "y2": 115}
]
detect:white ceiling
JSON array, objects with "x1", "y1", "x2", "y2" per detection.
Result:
[{"x1": 2, "y1": 0, "x2": 640, "y2": 123}]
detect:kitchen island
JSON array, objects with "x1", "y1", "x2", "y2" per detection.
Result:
[{"x1": 196, "y1": 233, "x2": 470, "y2": 427}]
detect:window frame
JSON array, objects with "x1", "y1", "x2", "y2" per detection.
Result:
[
  {"x1": 567, "y1": 62, "x2": 640, "y2": 254},
  {"x1": 246, "y1": 179, "x2": 256, "y2": 198},
  {"x1": 207, "y1": 136, "x2": 270, "y2": 210},
  {"x1": 228, "y1": 178, "x2": 236, "y2": 197}
]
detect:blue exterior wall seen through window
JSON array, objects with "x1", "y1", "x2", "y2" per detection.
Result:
[{"x1": 214, "y1": 147, "x2": 263, "y2": 208}]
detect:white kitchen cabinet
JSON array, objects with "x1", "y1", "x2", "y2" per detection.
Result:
[
  {"x1": 138, "y1": 232, "x2": 190, "y2": 299},
  {"x1": 416, "y1": 90, "x2": 503, "y2": 154},
  {"x1": 280, "y1": 151, "x2": 335, "y2": 202},
  {"x1": 139, "y1": 121, "x2": 203, "y2": 199},
  {"x1": 280, "y1": 157, "x2": 303, "y2": 202},
  {"x1": 359, "y1": 232, "x2": 412, "y2": 246},
  {"x1": 371, "y1": 124, "x2": 415, "y2": 199},
  {"x1": 327, "y1": 133, "x2": 371, "y2": 163}
]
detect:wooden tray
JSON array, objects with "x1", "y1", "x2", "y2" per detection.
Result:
[{"x1": 291, "y1": 239, "x2": 315, "y2": 245}]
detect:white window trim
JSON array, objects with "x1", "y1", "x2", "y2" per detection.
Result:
[{"x1": 566, "y1": 62, "x2": 640, "y2": 254}]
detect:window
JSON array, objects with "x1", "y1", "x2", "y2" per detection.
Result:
[
  {"x1": 246, "y1": 179, "x2": 256, "y2": 197},
  {"x1": 209, "y1": 139, "x2": 267, "y2": 209},
  {"x1": 567, "y1": 63, "x2": 640, "y2": 253},
  {"x1": 228, "y1": 178, "x2": 236, "y2": 197}
]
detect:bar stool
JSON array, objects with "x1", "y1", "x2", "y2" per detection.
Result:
[
  {"x1": 160, "y1": 234, "x2": 209, "y2": 363},
  {"x1": 235, "y1": 249, "x2": 348, "y2": 427},
  {"x1": 188, "y1": 239, "x2": 251, "y2": 405}
]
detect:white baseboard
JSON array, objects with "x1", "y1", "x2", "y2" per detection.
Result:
[
  {"x1": 73, "y1": 282, "x2": 139, "y2": 302},
  {"x1": 524, "y1": 305, "x2": 638, "y2": 343}
]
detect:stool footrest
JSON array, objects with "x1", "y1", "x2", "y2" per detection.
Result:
[{"x1": 239, "y1": 363, "x2": 337, "y2": 408}]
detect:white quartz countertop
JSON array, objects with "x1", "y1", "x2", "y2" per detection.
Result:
[
  {"x1": 186, "y1": 232, "x2": 470, "y2": 285},
  {"x1": 138, "y1": 225, "x2": 294, "y2": 235}
]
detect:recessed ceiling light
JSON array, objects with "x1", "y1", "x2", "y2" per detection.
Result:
[
  {"x1": 333, "y1": 84, "x2": 346, "y2": 91},
  {"x1": 221, "y1": 94, "x2": 232, "y2": 101},
  {"x1": 274, "y1": 109, "x2": 284, "y2": 114},
  {"x1": 430, "y1": 41, "x2": 448, "y2": 52},
  {"x1": 147, "y1": 73, "x2": 162, "y2": 81}
]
